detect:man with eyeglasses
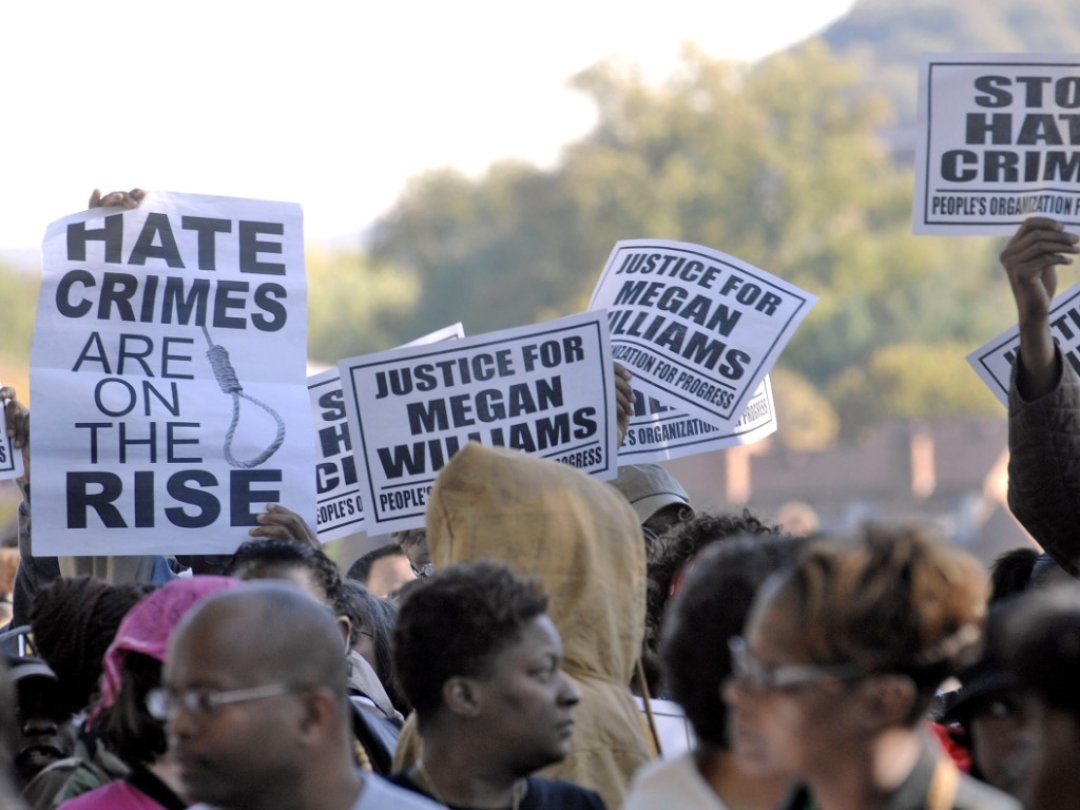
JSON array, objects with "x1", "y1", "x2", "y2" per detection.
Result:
[{"x1": 157, "y1": 582, "x2": 438, "y2": 810}]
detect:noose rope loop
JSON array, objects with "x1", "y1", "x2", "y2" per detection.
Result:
[{"x1": 203, "y1": 326, "x2": 286, "y2": 468}]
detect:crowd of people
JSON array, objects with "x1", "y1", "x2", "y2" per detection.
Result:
[{"x1": 0, "y1": 193, "x2": 1079, "y2": 810}]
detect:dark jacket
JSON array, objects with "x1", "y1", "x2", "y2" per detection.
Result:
[
  {"x1": 1007, "y1": 352, "x2": 1080, "y2": 576},
  {"x1": 779, "y1": 732, "x2": 1020, "y2": 810}
]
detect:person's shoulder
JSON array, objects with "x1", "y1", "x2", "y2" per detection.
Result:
[
  {"x1": 354, "y1": 773, "x2": 444, "y2": 810},
  {"x1": 56, "y1": 780, "x2": 147, "y2": 810},
  {"x1": 523, "y1": 776, "x2": 606, "y2": 810},
  {"x1": 954, "y1": 772, "x2": 1022, "y2": 810},
  {"x1": 624, "y1": 754, "x2": 728, "y2": 810}
]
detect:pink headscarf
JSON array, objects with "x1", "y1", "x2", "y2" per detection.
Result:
[{"x1": 94, "y1": 575, "x2": 241, "y2": 719}]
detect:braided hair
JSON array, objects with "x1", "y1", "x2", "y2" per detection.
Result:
[{"x1": 30, "y1": 577, "x2": 153, "y2": 716}]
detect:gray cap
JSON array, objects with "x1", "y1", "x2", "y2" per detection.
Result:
[{"x1": 609, "y1": 464, "x2": 692, "y2": 524}]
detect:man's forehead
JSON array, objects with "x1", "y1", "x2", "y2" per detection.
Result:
[{"x1": 166, "y1": 604, "x2": 258, "y2": 682}]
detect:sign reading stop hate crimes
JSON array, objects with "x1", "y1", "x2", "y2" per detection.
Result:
[
  {"x1": 967, "y1": 281, "x2": 1080, "y2": 406},
  {"x1": 31, "y1": 191, "x2": 315, "y2": 555},
  {"x1": 339, "y1": 312, "x2": 617, "y2": 534},
  {"x1": 590, "y1": 239, "x2": 815, "y2": 429},
  {"x1": 915, "y1": 54, "x2": 1080, "y2": 235},
  {"x1": 308, "y1": 323, "x2": 464, "y2": 543}
]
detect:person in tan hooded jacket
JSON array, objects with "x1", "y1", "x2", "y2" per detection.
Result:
[{"x1": 392, "y1": 442, "x2": 653, "y2": 808}]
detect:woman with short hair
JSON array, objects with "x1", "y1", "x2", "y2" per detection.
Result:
[{"x1": 724, "y1": 523, "x2": 1019, "y2": 810}]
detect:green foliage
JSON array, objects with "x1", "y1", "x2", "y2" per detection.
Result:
[
  {"x1": 768, "y1": 367, "x2": 840, "y2": 451},
  {"x1": 371, "y1": 162, "x2": 594, "y2": 339},
  {"x1": 372, "y1": 41, "x2": 1019, "y2": 433},
  {"x1": 828, "y1": 341, "x2": 1003, "y2": 439},
  {"x1": 0, "y1": 262, "x2": 39, "y2": 389},
  {"x1": 305, "y1": 248, "x2": 419, "y2": 363}
]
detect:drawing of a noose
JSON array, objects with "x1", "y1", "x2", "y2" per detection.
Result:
[{"x1": 201, "y1": 325, "x2": 285, "y2": 468}]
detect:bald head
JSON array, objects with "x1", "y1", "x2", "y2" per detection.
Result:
[
  {"x1": 169, "y1": 582, "x2": 348, "y2": 699},
  {"x1": 164, "y1": 583, "x2": 357, "y2": 809}
]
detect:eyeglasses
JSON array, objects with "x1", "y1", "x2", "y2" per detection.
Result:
[
  {"x1": 145, "y1": 683, "x2": 303, "y2": 721},
  {"x1": 727, "y1": 636, "x2": 867, "y2": 691}
]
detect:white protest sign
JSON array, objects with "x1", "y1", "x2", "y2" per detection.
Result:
[
  {"x1": 339, "y1": 311, "x2": 617, "y2": 534},
  {"x1": 0, "y1": 386, "x2": 24, "y2": 481},
  {"x1": 589, "y1": 239, "x2": 815, "y2": 429},
  {"x1": 619, "y1": 375, "x2": 776, "y2": 463},
  {"x1": 967, "y1": 281, "x2": 1080, "y2": 405},
  {"x1": 308, "y1": 323, "x2": 464, "y2": 542},
  {"x1": 914, "y1": 54, "x2": 1080, "y2": 235},
  {"x1": 31, "y1": 191, "x2": 315, "y2": 555}
]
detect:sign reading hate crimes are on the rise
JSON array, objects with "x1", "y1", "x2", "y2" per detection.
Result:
[
  {"x1": 308, "y1": 323, "x2": 464, "y2": 543},
  {"x1": 31, "y1": 191, "x2": 315, "y2": 556},
  {"x1": 589, "y1": 239, "x2": 816, "y2": 430},
  {"x1": 914, "y1": 54, "x2": 1080, "y2": 235},
  {"x1": 338, "y1": 311, "x2": 617, "y2": 534},
  {"x1": 967, "y1": 281, "x2": 1080, "y2": 406}
]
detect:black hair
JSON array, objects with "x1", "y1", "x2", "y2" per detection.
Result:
[
  {"x1": 643, "y1": 510, "x2": 778, "y2": 692},
  {"x1": 999, "y1": 584, "x2": 1080, "y2": 720},
  {"x1": 660, "y1": 533, "x2": 801, "y2": 747},
  {"x1": 346, "y1": 544, "x2": 408, "y2": 585},
  {"x1": 392, "y1": 561, "x2": 548, "y2": 723},
  {"x1": 94, "y1": 652, "x2": 165, "y2": 767},
  {"x1": 989, "y1": 547, "x2": 1040, "y2": 603},
  {"x1": 30, "y1": 578, "x2": 154, "y2": 716},
  {"x1": 225, "y1": 540, "x2": 348, "y2": 617},
  {"x1": 340, "y1": 580, "x2": 408, "y2": 713}
]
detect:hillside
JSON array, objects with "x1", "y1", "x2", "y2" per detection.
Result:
[{"x1": 819, "y1": 0, "x2": 1080, "y2": 133}]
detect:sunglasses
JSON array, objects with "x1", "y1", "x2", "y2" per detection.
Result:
[{"x1": 726, "y1": 635, "x2": 867, "y2": 691}]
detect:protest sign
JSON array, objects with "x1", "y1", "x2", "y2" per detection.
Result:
[
  {"x1": 589, "y1": 239, "x2": 815, "y2": 429},
  {"x1": 31, "y1": 191, "x2": 314, "y2": 555},
  {"x1": 308, "y1": 323, "x2": 464, "y2": 542},
  {"x1": 619, "y1": 375, "x2": 776, "y2": 463},
  {"x1": 914, "y1": 54, "x2": 1080, "y2": 235},
  {"x1": 339, "y1": 311, "x2": 617, "y2": 534},
  {"x1": 0, "y1": 385, "x2": 24, "y2": 481},
  {"x1": 967, "y1": 281, "x2": 1080, "y2": 405}
]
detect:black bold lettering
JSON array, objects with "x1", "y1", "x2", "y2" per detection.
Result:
[
  {"x1": 229, "y1": 469, "x2": 281, "y2": 526},
  {"x1": 67, "y1": 472, "x2": 126, "y2": 528},
  {"x1": 212, "y1": 280, "x2": 249, "y2": 329},
  {"x1": 56, "y1": 270, "x2": 95, "y2": 318},
  {"x1": 251, "y1": 283, "x2": 287, "y2": 332},
  {"x1": 67, "y1": 214, "x2": 123, "y2": 263},
  {"x1": 239, "y1": 221, "x2": 286, "y2": 275},
  {"x1": 181, "y1": 216, "x2": 232, "y2": 270},
  {"x1": 166, "y1": 470, "x2": 220, "y2": 528},
  {"x1": 129, "y1": 213, "x2": 185, "y2": 268}
]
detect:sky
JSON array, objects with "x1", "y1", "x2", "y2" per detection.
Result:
[{"x1": 0, "y1": 0, "x2": 855, "y2": 263}]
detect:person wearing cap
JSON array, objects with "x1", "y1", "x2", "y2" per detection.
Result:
[
  {"x1": 27, "y1": 577, "x2": 240, "y2": 810},
  {"x1": 8, "y1": 657, "x2": 74, "y2": 789},
  {"x1": 609, "y1": 464, "x2": 694, "y2": 550}
]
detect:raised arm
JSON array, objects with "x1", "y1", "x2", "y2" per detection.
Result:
[{"x1": 1004, "y1": 218, "x2": 1080, "y2": 575}]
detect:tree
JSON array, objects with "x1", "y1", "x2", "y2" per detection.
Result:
[
  {"x1": 828, "y1": 341, "x2": 1003, "y2": 439},
  {"x1": 369, "y1": 42, "x2": 1019, "y2": 434},
  {"x1": 305, "y1": 248, "x2": 419, "y2": 364},
  {"x1": 0, "y1": 263, "x2": 39, "y2": 395}
]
